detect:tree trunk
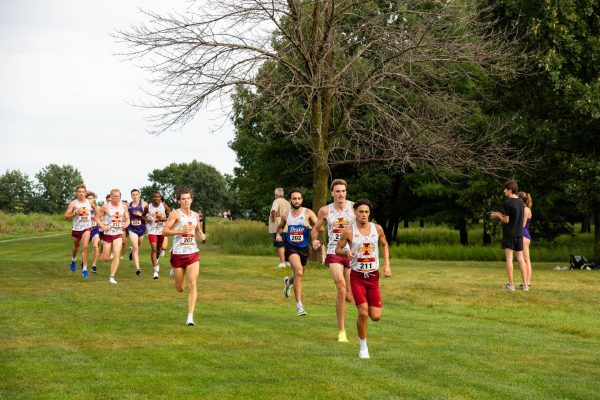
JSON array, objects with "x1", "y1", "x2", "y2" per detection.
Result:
[
  {"x1": 482, "y1": 220, "x2": 492, "y2": 246},
  {"x1": 420, "y1": 219, "x2": 424, "y2": 228},
  {"x1": 309, "y1": 148, "x2": 330, "y2": 263},
  {"x1": 581, "y1": 217, "x2": 591, "y2": 234},
  {"x1": 404, "y1": 220, "x2": 409, "y2": 228},
  {"x1": 457, "y1": 216, "x2": 468, "y2": 246},
  {"x1": 593, "y1": 201, "x2": 600, "y2": 261}
]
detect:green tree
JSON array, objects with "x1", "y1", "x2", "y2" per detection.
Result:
[
  {"x1": 34, "y1": 164, "x2": 83, "y2": 214},
  {"x1": 142, "y1": 161, "x2": 229, "y2": 216},
  {"x1": 0, "y1": 170, "x2": 33, "y2": 213}
]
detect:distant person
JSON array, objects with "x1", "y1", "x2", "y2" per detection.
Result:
[
  {"x1": 143, "y1": 192, "x2": 171, "y2": 279},
  {"x1": 96, "y1": 188, "x2": 130, "y2": 284},
  {"x1": 276, "y1": 189, "x2": 318, "y2": 316},
  {"x1": 127, "y1": 189, "x2": 148, "y2": 276},
  {"x1": 269, "y1": 188, "x2": 291, "y2": 268},
  {"x1": 490, "y1": 180, "x2": 527, "y2": 291},
  {"x1": 162, "y1": 187, "x2": 206, "y2": 326},
  {"x1": 86, "y1": 191, "x2": 101, "y2": 273},
  {"x1": 311, "y1": 179, "x2": 354, "y2": 343},
  {"x1": 64, "y1": 184, "x2": 94, "y2": 278},
  {"x1": 518, "y1": 192, "x2": 533, "y2": 288},
  {"x1": 198, "y1": 208, "x2": 206, "y2": 243},
  {"x1": 120, "y1": 199, "x2": 129, "y2": 260},
  {"x1": 336, "y1": 199, "x2": 391, "y2": 359}
]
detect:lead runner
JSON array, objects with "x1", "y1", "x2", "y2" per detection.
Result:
[{"x1": 336, "y1": 199, "x2": 391, "y2": 359}]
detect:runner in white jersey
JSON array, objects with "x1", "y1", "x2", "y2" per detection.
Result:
[
  {"x1": 95, "y1": 188, "x2": 130, "y2": 284},
  {"x1": 64, "y1": 184, "x2": 94, "y2": 278},
  {"x1": 162, "y1": 187, "x2": 206, "y2": 326},
  {"x1": 336, "y1": 199, "x2": 391, "y2": 359},
  {"x1": 275, "y1": 189, "x2": 317, "y2": 316},
  {"x1": 143, "y1": 192, "x2": 171, "y2": 279},
  {"x1": 311, "y1": 179, "x2": 355, "y2": 342}
]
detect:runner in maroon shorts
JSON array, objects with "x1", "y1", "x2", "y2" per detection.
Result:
[
  {"x1": 96, "y1": 188, "x2": 130, "y2": 284},
  {"x1": 143, "y1": 192, "x2": 171, "y2": 280},
  {"x1": 311, "y1": 179, "x2": 355, "y2": 342},
  {"x1": 162, "y1": 187, "x2": 206, "y2": 326},
  {"x1": 64, "y1": 184, "x2": 94, "y2": 278},
  {"x1": 336, "y1": 199, "x2": 391, "y2": 359}
]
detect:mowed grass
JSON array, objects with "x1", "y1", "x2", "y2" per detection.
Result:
[{"x1": 1, "y1": 235, "x2": 600, "y2": 399}]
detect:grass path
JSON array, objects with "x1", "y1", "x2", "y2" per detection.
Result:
[{"x1": 1, "y1": 236, "x2": 599, "y2": 399}]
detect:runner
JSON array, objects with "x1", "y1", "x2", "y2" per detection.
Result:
[
  {"x1": 127, "y1": 189, "x2": 148, "y2": 276},
  {"x1": 311, "y1": 179, "x2": 355, "y2": 342},
  {"x1": 96, "y1": 188, "x2": 130, "y2": 284},
  {"x1": 86, "y1": 191, "x2": 101, "y2": 273},
  {"x1": 120, "y1": 199, "x2": 129, "y2": 260},
  {"x1": 336, "y1": 199, "x2": 391, "y2": 359},
  {"x1": 143, "y1": 192, "x2": 171, "y2": 279},
  {"x1": 162, "y1": 187, "x2": 206, "y2": 326},
  {"x1": 276, "y1": 189, "x2": 317, "y2": 316},
  {"x1": 64, "y1": 184, "x2": 94, "y2": 278}
]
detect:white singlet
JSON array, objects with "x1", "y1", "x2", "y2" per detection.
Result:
[
  {"x1": 171, "y1": 209, "x2": 199, "y2": 255},
  {"x1": 147, "y1": 202, "x2": 167, "y2": 235},
  {"x1": 326, "y1": 201, "x2": 355, "y2": 254},
  {"x1": 103, "y1": 202, "x2": 125, "y2": 236},
  {"x1": 350, "y1": 223, "x2": 380, "y2": 274},
  {"x1": 72, "y1": 199, "x2": 92, "y2": 231}
]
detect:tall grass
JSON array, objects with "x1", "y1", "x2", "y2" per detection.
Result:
[{"x1": 0, "y1": 211, "x2": 71, "y2": 238}]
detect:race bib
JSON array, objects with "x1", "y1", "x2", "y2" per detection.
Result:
[
  {"x1": 182, "y1": 235, "x2": 195, "y2": 245},
  {"x1": 91, "y1": 220, "x2": 97, "y2": 227},
  {"x1": 80, "y1": 216, "x2": 90, "y2": 223},
  {"x1": 290, "y1": 233, "x2": 304, "y2": 242},
  {"x1": 155, "y1": 221, "x2": 164, "y2": 228},
  {"x1": 359, "y1": 262, "x2": 374, "y2": 271},
  {"x1": 111, "y1": 220, "x2": 121, "y2": 229},
  {"x1": 131, "y1": 219, "x2": 142, "y2": 226}
]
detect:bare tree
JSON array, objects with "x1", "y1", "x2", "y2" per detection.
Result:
[{"x1": 117, "y1": 0, "x2": 525, "y2": 210}]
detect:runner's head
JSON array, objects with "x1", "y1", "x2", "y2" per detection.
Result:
[
  {"x1": 330, "y1": 179, "x2": 347, "y2": 204},
  {"x1": 176, "y1": 187, "x2": 194, "y2": 209},
  {"x1": 86, "y1": 191, "x2": 96, "y2": 205},
  {"x1": 289, "y1": 188, "x2": 303, "y2": 210},
  {"x1": 109, "y1": 188, "x2": 122, "y2": 204},
  {"x1": 130, "y1": 189, "x2": 141, "y2": 203},
  {"x1": 274, "y1": 187, "x2": 284, "y2": 199},
  {"x1": 75, "y1": 184, "x2": 87, "y2": 200},
  {"x1": 503, "y1": 180, "x2": 518, "y2": 196},
  {"x1": 152, "y1": 192, "x2": 163, "y2": 205},
  {"x1": 353, "y1": 198, "x2": 372, "y2": 225}
]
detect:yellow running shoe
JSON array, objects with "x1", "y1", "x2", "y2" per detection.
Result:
[{"x1": 338, "y1": 331, "x2": 348, "y2": 343}]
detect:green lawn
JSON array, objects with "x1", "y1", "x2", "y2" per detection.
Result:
[{"x1": 1, "y1": 234, "x2": 599, "y2": 399}]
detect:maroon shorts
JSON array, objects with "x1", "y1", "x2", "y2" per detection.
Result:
[
  {"x1": 148, "y1": 234, "x2": 165, "y2": 248},
  {"x1": 325, "y1": 254, "x2": 350, "y2": 269},
  {"x1": 350, "y1": 269, "x2": 381, "y2": 308},
  {"x1": 102, "y1": 234, "x2": 122, "y2": 244},
  {"x1": 71, "y1": 229, "x2": 91, "y2": 239},
  {"x1": 170, "y1": 252, "x2": 200, "y2": 269}
]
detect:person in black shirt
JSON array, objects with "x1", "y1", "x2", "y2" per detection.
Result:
[{"x1": 490, "y1": 180, "x2": 528, "y2": 291}]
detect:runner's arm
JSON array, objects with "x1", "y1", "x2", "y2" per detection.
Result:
[
  {"x1": 162, "y1": 212, "x2": 181, "y2": 237},
  {"x1": 335, "y1": 227, "x2": 353, "y2": 258},
  {"x1": 376, "y1": 224, "x2": 391, "y2": 277},
  {"x1": 63, "y1": 201, "x2": 76, "y2": 220},
  {"x1": 195, "y1": 213, "x2": 206, "y2": 241},
  {"x1": 275, "y1": 215, "x2": 287, "y2": 242},
  {"x1": 311, "y1": 206, "x2": 327, "y2": 248}
]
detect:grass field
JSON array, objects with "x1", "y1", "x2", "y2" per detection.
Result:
[{"x1": 1, "y1": 233, "x2": 599, "y2": 399}]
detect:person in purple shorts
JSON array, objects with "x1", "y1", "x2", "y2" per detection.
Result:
[
  {"x1": 518, "y1": 192, "x2": 533, "y2": 288},
  {"x1": 128, "y1": 189, "x2": 148, "y2": 276},
  {"x1": 490, "y1": 180, "x2": 528, "y2": 291},
  {"x1": 86, "y1": 192, "x2": 101, "y2": 273}
]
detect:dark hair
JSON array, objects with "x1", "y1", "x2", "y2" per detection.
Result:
[
  {"x1": 176, "y1": 187, "x2": 194, "y2": 200},
  {"x1": 353, "y1": 198, "x2": 373, "y2": 211},
  {"x1": 152, "y1": 192, "x2": 163, "y2": 199},
  {"x1": 503, "y1": 180, "x2": 518, "y2": 194},
  {"x1": 86, "y1": 191, "x2": 96, "y2": 198},
  {"x1": 288, "y1": 188, "x2": 303, "y2": 199},
  {"x1": 131, "y1": 188, "x2": 140, "y2": 194}
]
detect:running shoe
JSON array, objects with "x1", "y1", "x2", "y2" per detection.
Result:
[
  {"x1": 285, "y1": 261, "x2": 291, "y2": 268},
  {"x1": 153, "y1": 271, "x2": 159, "y2": 280},
  {"x1": 502, "y1": 283, "x2": 515, "y2": 291},
  {"x1": 186, "y1": 320, "x2": 195, "y2": 326},
  {"x1": 91, "y1": 265, "x2": 97, "y2": 273},
  {"x1": 136, "y1": 269, "x2": 141, "y2": 276},
  {"x1": 277, "y1": 262, "x2": 286, "y2": 268},
  {"x1": 129, "y1": 247, "x2": 133, "y2": 261},
  {"x1": 359, "y1": 348, "x2": 370, "y2": 359},
  {"x1": 82, "y1": 269, "x2": 89, "y2": 278},
  {"x1": 160, "y1": 249, "x2": 165, "y2": 258},
  {"x1": 283, "y1": 276, "x2": 291, "y2": 298},
  {"x1": 297, "y1": 306, "x2": 306, "y2": 316},
  {"x1": 337, "y1": 331, "x2": 348, "y2": 343},
  {"x1": 70, "y1": 260, "x2": 76, "y2": 272},
  {"x1": 108, "y1": 277, "x2": 118, "y2": 284},
  {"x1": 170, "y1": 268, "x2": 174, "y2": 278},
  {"x1": 521, "y1": 284, "x2": 529, "y2": 291}
]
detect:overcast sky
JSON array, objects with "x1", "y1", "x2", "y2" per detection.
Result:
[{"x1": 0, "y1": 0, "x2": 237, "y2": 202}]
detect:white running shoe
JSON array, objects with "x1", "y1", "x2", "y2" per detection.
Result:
[
  {"x1": 108, "y1": 277, "x2": 118, "y2": 284},
  {"x1": 285, "y1": 261, "x2": 291, "y2": 267},
  {"x1": 359, "y1": 348, "x2": 370, "y2": 359},
  {"x1": 283, "y1": 277, "x2": 291, "y2": 298},
  {"x1": 153, "y1": 271, "x2": 159, "y2": 280},
  {"x1": 170, "y1": 268, "x2": 175, "y2": 278},
  {"x1": 277, "y1": 262, "x2": 286, "y2": 268},
  {"x1": 297, "y1": 306, "x2": 306, "y2": 316},
  {"x1": 186, "y1": 318, "x2": 195, "y2": 326}
]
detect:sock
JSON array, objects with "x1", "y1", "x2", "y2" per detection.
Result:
[
  {"x1": 187, "y1": 313, "x2": 194, "y2": 322},
  {"x1": 71, "y1": 257, "x2": 76, "y2": 262},
  {"x1": 296, "y1": 301, "x2": 303, "y2": 309},
  {"x1": 154, "y1": 265, "x2": 160, "y2": 272},
  {"x1": 82, "y1": 265, "x2": 87, "y2": 271},
  {"x1": 359, "y1": 338, "x2": 368, "y2": 350}
]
